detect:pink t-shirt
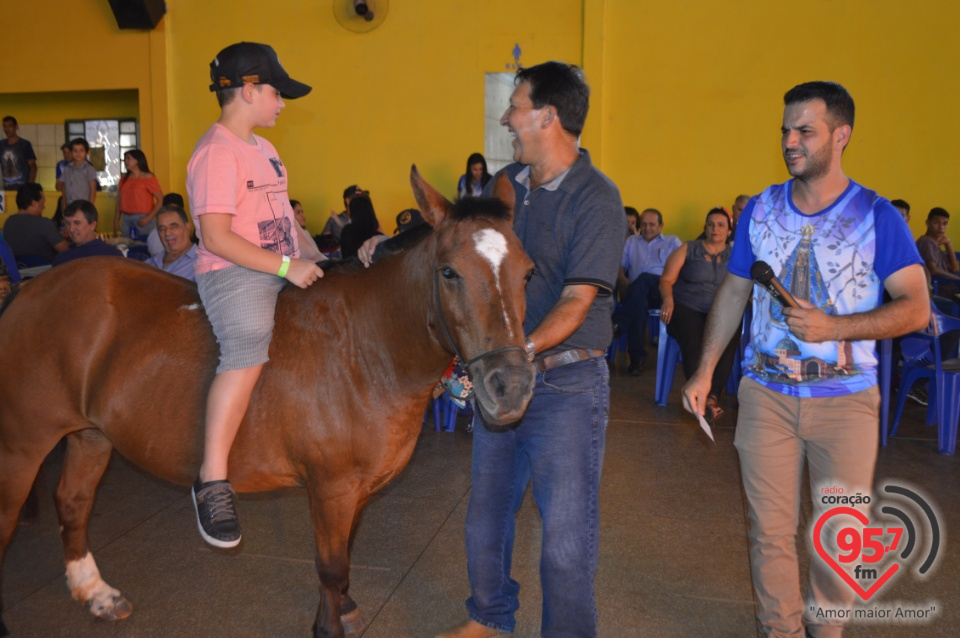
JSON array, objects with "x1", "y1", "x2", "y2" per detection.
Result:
[{"x1": 187, "y1": 123, "x2": 300, "y2": 275}]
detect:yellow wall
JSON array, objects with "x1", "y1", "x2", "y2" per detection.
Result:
[
  {"x1": 0, "y1": 90, "x2": 139, "y2": 122},
  {"x1": 3, "y1": 0, "x2": 957, "y2": 245},
  {"x1": 599, "y1": 0, "x2": 960, "y2": 240}
]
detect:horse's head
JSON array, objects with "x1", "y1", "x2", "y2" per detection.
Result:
[{"x1": 410, "y1": 166, "x2": 535, "y2": 430}]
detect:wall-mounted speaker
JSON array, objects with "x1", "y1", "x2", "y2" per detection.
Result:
[{"x1": 108, "y1": 0, "x2": 166, "y2": 30}]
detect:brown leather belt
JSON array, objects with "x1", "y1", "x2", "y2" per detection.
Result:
[{"x1": 535, "y1": 348, "x2": 604, "y2": 372}]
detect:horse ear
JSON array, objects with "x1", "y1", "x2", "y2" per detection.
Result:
[
  {"x1": 410, "y1": 165, "x2": 453, "y2": 226},
  {"x1": 492, "y1": 173, "x2": 515, "y2": 221}
]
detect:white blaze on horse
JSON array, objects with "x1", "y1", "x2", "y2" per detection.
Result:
[{"x1": 0, "y1": 167, "x2": 535, "y2": 638}]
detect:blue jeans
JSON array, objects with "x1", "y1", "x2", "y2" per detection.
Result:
[
  {"x1": 121, "y1": 213, "x2": 155, "y2": 241},
  {"x1": 618, "y1": 273, "x2": 661, "y2": 363},
  {"x1": 465, "y1": 357, "x2": 609, "y2": 637}
]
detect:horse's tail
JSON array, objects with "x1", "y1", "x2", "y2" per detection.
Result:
[{"x1": 0, "y1": 285, "x2": 21, "y2": 318}]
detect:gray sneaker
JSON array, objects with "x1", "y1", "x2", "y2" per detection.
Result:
[
  {"x1": 192, "y1": 478, "x2": 241, "y2": 548},
  {"x1": 906, "y1": 385, "x2": 929, "y2": 406}
]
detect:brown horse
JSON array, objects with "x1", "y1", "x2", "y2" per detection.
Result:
[{"x1": 0, "y1": 167, "x2": 536, "y2": 637}]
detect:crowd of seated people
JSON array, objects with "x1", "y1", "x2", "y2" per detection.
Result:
[
  {"x1": 6, "y1": 135, "x2": 955, "y2": 411},
  {"x1": 604, "y1": 191, "x2": 960, "y2": 418}
]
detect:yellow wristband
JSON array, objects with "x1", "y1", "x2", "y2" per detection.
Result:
[{"x1": 277, "y1": 254, "x2": 291, "y2": 278}]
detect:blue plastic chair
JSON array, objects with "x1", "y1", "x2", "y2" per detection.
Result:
[
  {"x1": 654, "y1": 319, "x2": 681, "y2": 406},
  {"x1": 655, "y1": 309, "x2": 749, "y2": 407},
  {"x1": 931, "y1": 276, "x2": 960, "y2": 317},
  {"x1": 648, "y1": 309, "x2": 661, "y2": 345},
  {"x1": 428, "y1": 394, "x2": 472, "y2": 432},
  {"x1": 0, "y1": 238, "x2": 22, "y2": 284},
  {"x1": 888, "y1": 302, "x2": 960, "y2": 455}
]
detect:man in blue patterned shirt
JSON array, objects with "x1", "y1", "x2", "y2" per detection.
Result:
[{"x1": 683, "y1": 81, "x2": 929, "y2": 637}]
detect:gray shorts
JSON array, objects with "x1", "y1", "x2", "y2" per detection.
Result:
[{"x1": 197, "y1": 266, "x2": 286, "y2": 373}]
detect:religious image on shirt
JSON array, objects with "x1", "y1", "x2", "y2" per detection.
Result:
[
  {"x1": 2, "y1": 150, "x2": 24, "y2": 186},
  {"x1": 747, "y1": 219, "x2": 870, "y2": 387}
]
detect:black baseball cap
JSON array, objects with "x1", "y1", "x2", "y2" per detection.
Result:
[
  {"x1": 209, "y1": 42, "x2": 312, "y2": 99},
  {"x1": 395, "y1": 208, "x2": 425, "y2": 234}
]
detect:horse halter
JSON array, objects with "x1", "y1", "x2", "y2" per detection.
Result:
[{"x1": 432, "y1": 267, "x2": 526, "y2": 371}]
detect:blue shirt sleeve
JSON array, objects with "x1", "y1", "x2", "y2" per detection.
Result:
[
  {"x1": 666, "y1": 234, "x2": 682, "y2": 254},
  {"x1": 727, "y1": 197, "x2": 757, "y2": 279},
  {"x1": 873, "y1": 199, "x2": 923, "y2": 281}
]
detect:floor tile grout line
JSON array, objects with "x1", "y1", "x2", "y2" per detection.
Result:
[{"x1": 354, "y1": 482, "x2": 474, "y2": 636}]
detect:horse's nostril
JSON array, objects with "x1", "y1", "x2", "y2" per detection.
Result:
[
  {"x1": 483, "y1": 365, "x2": 535, "y2": 402},
  {"x1": 486, "y1": 369, "x2": 508, "y2": 400}
]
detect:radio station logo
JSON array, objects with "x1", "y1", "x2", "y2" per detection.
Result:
[{"x1": 811, "y1": 481, "x2": 942, "y2": 623}]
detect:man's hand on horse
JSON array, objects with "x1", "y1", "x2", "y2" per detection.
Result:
[
  {"x1": 358, "y1": 235, "x2": 389, "y2": 268},
  {"x1": 285, "y1": 259, "x2": 324, "y2": 288}
]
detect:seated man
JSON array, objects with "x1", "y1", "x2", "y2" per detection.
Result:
[
  {"x1": 916, "y1": 207, "x2": 959, "y2": 297},
  {"x1": 144, "y1": 193, "x2": 189, "y2": 258},
  {"x1": 2, "y1": 183, "x2": 68, "y2": 263},
  {"x1": 52, "y1": 200, "x2": 123, "y2": 267},
  {"x1": 615, "y1": 207, "x2": 681, "y2": 374},
  {"x1": 146, "y1": 205, "x2": 198, "y2": 281}
]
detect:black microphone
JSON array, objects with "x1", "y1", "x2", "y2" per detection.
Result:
[{"x1": 750, "y1": 261, "x2": 800, "y2": 309}]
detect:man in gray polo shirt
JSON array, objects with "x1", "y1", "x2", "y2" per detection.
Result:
[
  {"x1": 3, "y1": 183, "x2": 68, "y2": 263},
  {"x1": 439, "y1": 61, "x2": 624, "y2": 638}
]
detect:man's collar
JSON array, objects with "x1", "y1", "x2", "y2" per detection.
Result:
[
  {"x1": 515, "y1": 164, "x2": 570, "y2": 193},
  {"x1": 513, "y1": 148, "x2": 594, "y2": 194},
  {"x1": 164, "y1": 248, "x2": 192, "y2": 264}
]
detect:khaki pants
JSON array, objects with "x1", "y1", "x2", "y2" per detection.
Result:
[{"x1": 735, "y1": 377, "x2": 879, "y2": 638}]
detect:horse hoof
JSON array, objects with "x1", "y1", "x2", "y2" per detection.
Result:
[
  {"x1": 340, "y1": 607, "x2": 366, "y2": 636},
  {"x1": 88, "y1": 594, "x2": 133, "y2": 621}
]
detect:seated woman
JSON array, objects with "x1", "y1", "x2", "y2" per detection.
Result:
[
  {"x1": 456, "y1": 152, "x2": 491, "y2": 200},
  {"x1": 659, "y1": 207, "x2": 739, "y2": 422},
  {"x1": 339, "y1": 195, "x2": 383, "y2": 260}
]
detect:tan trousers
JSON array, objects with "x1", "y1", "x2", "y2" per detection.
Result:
[{"x1": 735, "y1": 377, "x2": 880, "y2": 638}]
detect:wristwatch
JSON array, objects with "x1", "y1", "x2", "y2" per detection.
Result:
[{"x1": 524, "y1": 338, "x2": 536, "y2": 362}]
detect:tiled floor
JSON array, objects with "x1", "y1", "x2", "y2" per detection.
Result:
[{"x1": 2, "y1": 358, "x2": 957, "y2": 637}]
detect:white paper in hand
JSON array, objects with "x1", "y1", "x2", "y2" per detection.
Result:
[{"x1": 696, "y1": 411, "x2": 715, "y2": 443}]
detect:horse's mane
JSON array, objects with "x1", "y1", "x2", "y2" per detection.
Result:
[
  {"x1": 449, "y1": 196, "x2": 511, "y2": 222},
  {"x1": 369, "y1": 197, "x2": 510, "y2": 265}
]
